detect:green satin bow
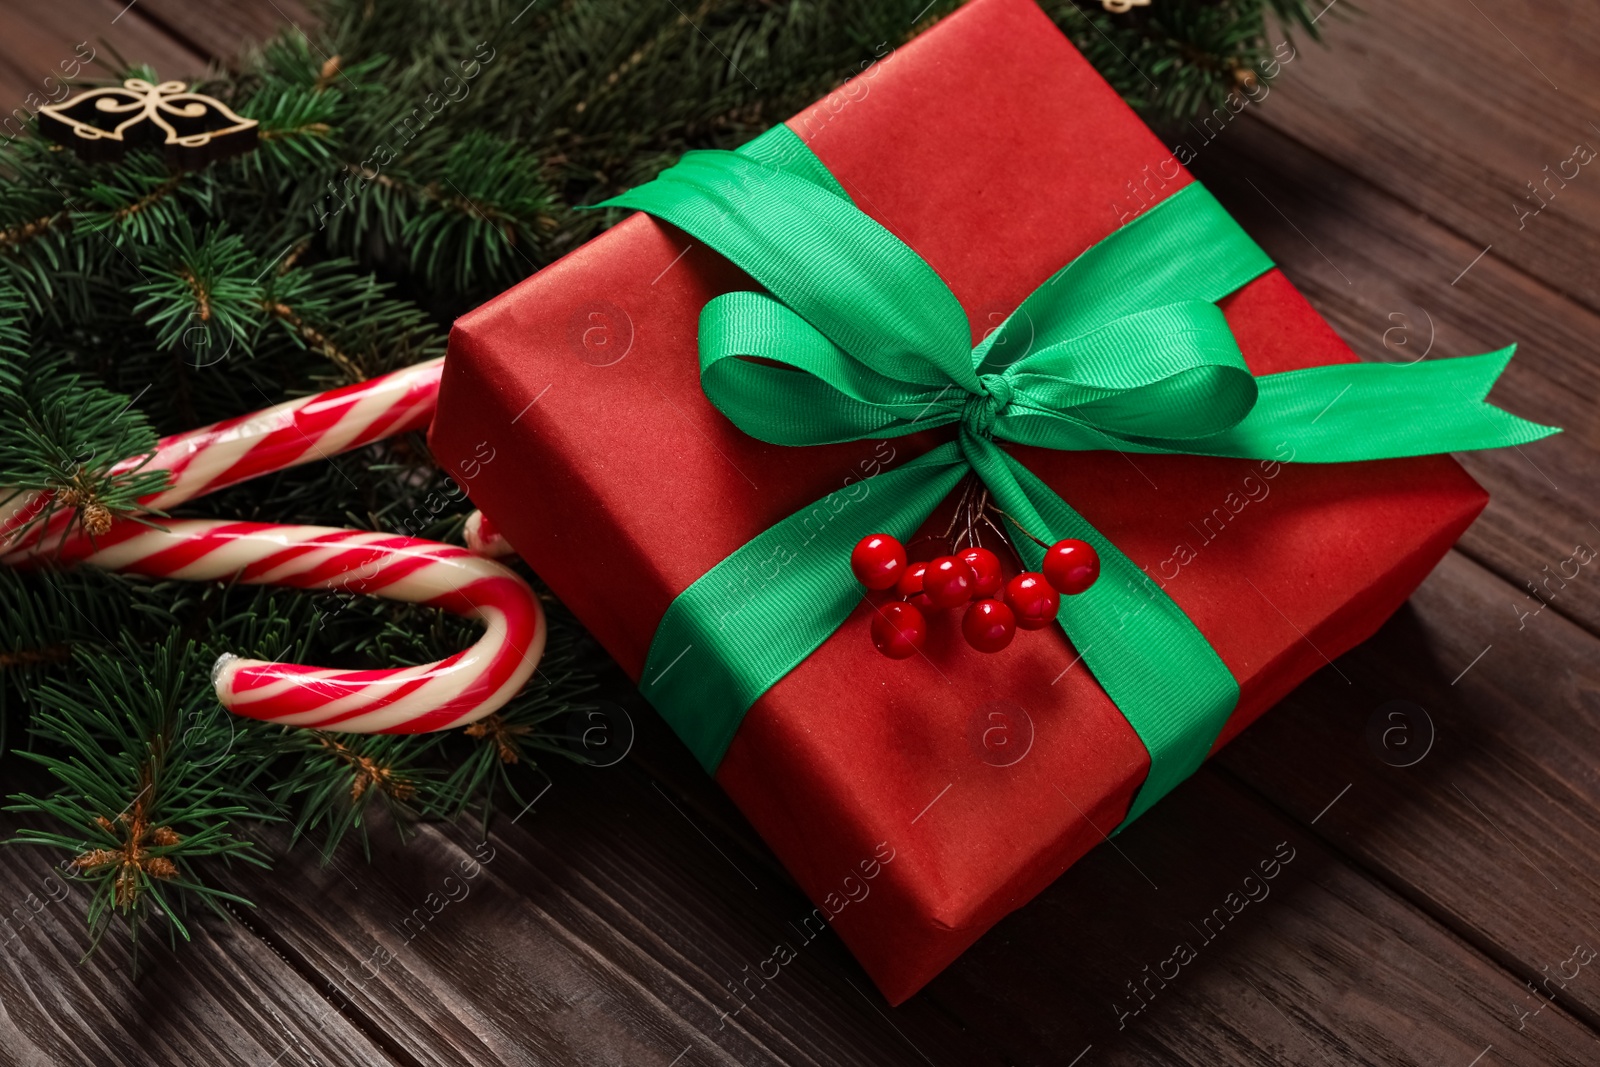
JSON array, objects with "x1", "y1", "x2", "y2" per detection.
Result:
[{"x1": 599, "y1": 124, "x2": 1557, "y2": 825}]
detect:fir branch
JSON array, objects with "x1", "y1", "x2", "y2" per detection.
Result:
[
  {"x1": 0, "y1": 211, "x2": 69, "y2": 251},
  {"x1": 262, "y1": 297, "x2": 369, "y2": 381},
  {"x1": 397, "y1": 132, "x2": 562, "y2": 292},
  {"x1": 6, "y1": 637, "x2": 270, "y2": 967},
  {"x1": 0, "y1": 645, "x2": 73, "y2": 669},
  {"x1": 0, "y1": 348, "x2": 171, "y2": 552},
  {"x1": 1043, "y1": 0, "x2": 1324, "y2": 125},
  {"x1": 0, "y1": 566, "x2": 173, "y2": 751},
  {"x1": 74, "y1": 155, "x2": 198, "y2": 244},
  {"x1": 131, "y1": 222, "x2": 263, "y2": 355},
  {"x1": 268, "y1": 729, "x2": 441, "y2": 861}
]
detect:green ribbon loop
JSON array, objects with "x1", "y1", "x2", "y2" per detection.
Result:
[{"x1": 599, "y1": 124, "x2": 1558, "y2": 825}]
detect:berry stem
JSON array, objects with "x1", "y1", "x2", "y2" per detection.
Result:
[
  {"x1": 986, "y1": 503, "x2": 1054, "y2": 550},
  {"x1": 938, "y1": 475, "x2": 980, "y2": 542}
]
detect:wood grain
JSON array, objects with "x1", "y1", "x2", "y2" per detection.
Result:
[
  {"x1": 1212, "y1": 548, "x2": 1600, "y2": 1031},
  {"x1": 1255, "y1": 0, "x2": 1600, "y2": 313},
  {"x1": 597, "y1": 686, "x2": 1600, "y2": 1065},
  {"x1": 129, "y1": 0, "x2": 315, "y2": 66},
  {"x1": 0, "y1": 814, "x2": 395, "y2": 1067},
  {"x1": 204, "y1": 759, "x2": 997, "y2": 1067},
  {"x1": 1190, "y1": 115, "x2": 1600, "y2": 635},
  {"x1": 924, "y1": 769, "x2": 1600, "y2": 1066},
  {"x1": 0, "y1": 0, "x2": 203, "y2": 112}
]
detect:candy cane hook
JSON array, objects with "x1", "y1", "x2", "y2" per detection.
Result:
[{"x1": 2, "y1": 359, "x2": 545, "y2": 734}]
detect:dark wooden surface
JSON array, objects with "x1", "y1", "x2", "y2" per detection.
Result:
[{"x1": 3, "y1": 2, "x2": 1598, "y2": 1064}]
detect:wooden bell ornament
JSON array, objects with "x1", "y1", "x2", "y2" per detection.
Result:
[{"x1": 37, "y1": 78, "x2": 258, "y2": 168}]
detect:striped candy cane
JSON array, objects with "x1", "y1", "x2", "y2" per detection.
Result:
[
  {"x1": 3, "y1": 358, "x2": 544, "y2": 734},
  {"x1": 463, "y1": 508, "x2": 516, "y2": 559},
  {"x1": 2, "y1": 358, "x2": 444, "y2": 554}
]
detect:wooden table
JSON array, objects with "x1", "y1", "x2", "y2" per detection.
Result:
[{"x1": 3, "y1": 2, "x2": 1598, "y2": 1064}]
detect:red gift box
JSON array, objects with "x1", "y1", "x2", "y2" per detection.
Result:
[{"x1": 430, "y1": 0, "x2": 1486, "y2": 1003}]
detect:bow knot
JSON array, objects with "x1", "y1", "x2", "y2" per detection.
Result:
[{"x1": 963, "y1": 374, "x2": 1014, "y2": 438}]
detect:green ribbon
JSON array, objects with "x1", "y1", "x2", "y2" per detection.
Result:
[{"x1": 599, "y1": 125, "x2": 1557, "y2": 825}]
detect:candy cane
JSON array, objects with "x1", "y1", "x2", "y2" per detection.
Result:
[
  {"x1": 463, "y1": 508, "x2": 516, "y2": 559},
  {"x1": 2, "y1": 358, "x2": 545, "y2": 734},
  {"x1": 2, "y1": 358, "x2": 444, "y2": 553}
]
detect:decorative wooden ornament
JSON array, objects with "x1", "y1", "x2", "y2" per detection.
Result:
[{"x1": 37, "y1": 78, "x2": 258, "y2": 168}]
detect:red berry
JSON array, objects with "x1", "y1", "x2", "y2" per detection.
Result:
[
  {"x1": 851, "y1": 533, "x2": 907, "y2": 591},
  {"x1": 1004, "y1": 572, "x2": 1060, "y2": 630},
  {"x1": 871, "y1": 601, "x2": 927, "y2": 659},
  {"x1": 1042, "y1": 538, "x2": 1100, "y2": 596},
  {"x1": 922, "y1": 555, "x2": 975, "y2": 609},
  {"x1": 957, "y1": 546, "x2": 1003, "y2": 598},
  {"x1": 895, "y1": 560, "x2": 927, "y2": 597},
  {"x1": 962, "y1": 598, "x2": 1016, "y2": 653},
  {"x1": 894, "y1": 560, "x2": 936, "y2": 609}
]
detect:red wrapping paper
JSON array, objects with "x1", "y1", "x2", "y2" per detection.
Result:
[{"x1": 431, "y1": 0, "x2": 1486, "y2": 1003}]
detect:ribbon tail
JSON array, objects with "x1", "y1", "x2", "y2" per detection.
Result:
[
  {"x1": 639, "y1": 442, "x2": 969, "y2": 772},
  {"x1": 1177, "y1": 346, "x2": 1560, "y2": 462},
  {"x1": 962, "y1": 433, "x2": 1239, "y2": 828}
]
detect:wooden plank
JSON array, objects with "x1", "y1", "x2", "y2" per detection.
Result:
[
  {"x1": 207, "y1": 758, "x2": 1000, "y2": 1067},
  {"x1": 0, "y1": 0, "x2": 204, "y2": 113},
  {"x1": 922, "y1": 767, "x2": 1600, "y2": 1065},
  {"x1": 0, "y1": 814, "x2": 394, "y2": 1066},
  {"x1": 561, "y1": 581, "x2": 1600, "y2": 1064},
  {"x1": 1154, "y1": 100, "x2": 1600, "y2": 1049},
  {"x1": 1255, "y1": 0, "x2": 1600, "y2": 312},
  {"x1": 1212, "y1": 547, "x2": 1600, "y2": 1033},
  {"x1": 211, "y1": 702, "x2": 1600, "y2": 1067},
  {"x1": 1189, "y1": 114, "x2": 1600, "y2": 635},
  {"x1": 131, "y1": 0, "x2": 314, "y2": 65}
]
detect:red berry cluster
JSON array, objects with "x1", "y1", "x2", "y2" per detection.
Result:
[{"x1": 850, "y1": 533, "x2": 1100, "y2": 659}]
